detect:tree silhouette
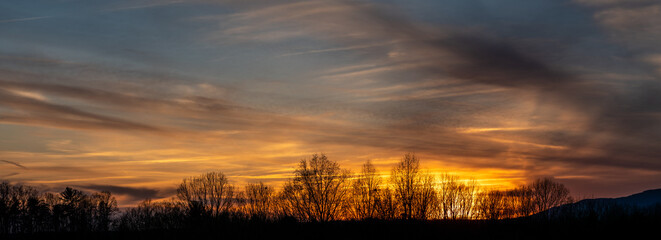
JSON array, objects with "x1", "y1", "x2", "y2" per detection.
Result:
[
  {"x1": 176, "y1": 171, "x2": 235, "y2": 218},
  {"x1": 0, "y1": 182, "x2": 41, "y2": 234},
  {"x1": 281, "y1": 153, "x2": 350, "y2": 222},
  {"x1": 90, "y1": 191, "x2": 118, "y2": 231},
  {"x1": 413, "y1": 172, "x2": 436, "y2": 220},
  {"x1": 476, "y1": 190, "x2": 505, "y2": 220},
  {"x1": 0, "y1": 154, "x2": 641, "y2": 238},
  {"x1": 457, "y1": 179, "x2": 477, "y2": 219},
  {"x1": 507, "y1": 185, "x2": 534, "y2": 218},
  {"x1": 391, "y1": 153, "x2": 419, "y2": 220},
  {"x1": 349, "y1": 159, "x2": 382, "y2": 220},
  {"x1": 57, "y1": 187, "x2": 90, "y2": 232},
  {"x1": 375, "y1": 186, "x2": 398, "y2": 220},
  {"x1": 242, "y1": 182, "x2": 274, "y2": 221},
  {"x1": 439, "y1": 174, "x2": 460, "y2": 219},
  {"x1": 530, "y1": 177, "x2": 570, "y2": 217},
  {"x1": 117, "y1": 198, "x2": 185, "y2": 231},
  {"x1": 391, "y1": 153, "x2": 435, "y2": 220}
]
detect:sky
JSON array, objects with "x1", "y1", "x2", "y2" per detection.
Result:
[{"x1": 1, "y1": 0, "x2": 660, "y2": 207}]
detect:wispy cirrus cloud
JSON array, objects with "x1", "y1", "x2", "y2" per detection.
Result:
[
  {"x1": 0, "y1": 87, "x2": 166, "y2": 133},
  {"x1": 1, "y1": 159, "x2": 27, "y2": 169},
  {"x1": 0, "y1": 16, "x2": 51, "y2": 24},
  {"x1": 77, "y1": 184, "x2": 173, "y2": 202},
  {"x1": 193, "y1": 0, "x2": 661, "y2": 194},
  {"x1": 1, "y1": 0, "x2": 660, "y2": 206}
]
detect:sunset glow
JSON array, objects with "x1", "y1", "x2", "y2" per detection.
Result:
[{"x1": 2, "y1": 0, "x2": 661, "y2": 207}]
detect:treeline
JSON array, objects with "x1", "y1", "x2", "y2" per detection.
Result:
[
  {"x1": 0, "y1": 184, "x2": 117, "y2": 234},
  {"x1": 2, "y1": 153, "x2": 579, "y2": 235},
  {"x1": 118, "y1": 153, "x2": 574, "y2": 230},
  {"x1": 0, "y1": 154, "x2": 572, "y2": 233}
]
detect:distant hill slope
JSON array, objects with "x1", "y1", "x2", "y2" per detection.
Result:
[
  {"x1": 613, "y1": 189, "x2": 661, "y2": 207},
  {"x1": 572, "y1": 188, "x2": 661, "y2": 208},
  {"x1": 534, "y1": 188, "x2": 661, "y2": 220}
]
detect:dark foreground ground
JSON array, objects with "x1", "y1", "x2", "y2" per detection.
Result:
[{"x1": 4, "y1": 219, "x2": 660, "y2": 240}]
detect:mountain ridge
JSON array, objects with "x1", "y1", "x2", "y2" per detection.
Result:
[
  {"x1": 532, "y1": 188, "x2": 661, "y2": 220},
  {"x1": 574, "y1": 188, "x2": 661, "y2": 208}
]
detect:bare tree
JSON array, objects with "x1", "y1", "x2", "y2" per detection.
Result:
[
  {"x1": 391, "y1": 153, "x2": 419, "y2": 220},
  {"x1": 90, "y1": 191, "x2": 117, "y2": 231},
  {"x1": 506, "y1": 185, "x2": 534, "y2": 218},
  {"x1": 281, "y1": 153, "x2": 350, "y2": 222},
  {"x1": 0, "y1": 182, "x2": 40, "y2": 234},
  {"x1": 176, "y1": 171, "x2": 235, "y2": 217},
  {"x1": 243, "y1": 182, "x2": 274, "y2": 221},
  {"x1": 530, "y1": 177, "x2": 570, "y2": 215},
  {"x1": 57, "y1": 187, "x2": 91, "y2": 232},
  {"x1": 412, "y1": 172, "x2": 437, "y2": 220},
  {"x1": 349, "y1": 159, "x2": 382, "y2": 220},
  {"x1": 457, "y1": 179, "x2": 478, "y2": 219},
  {"x1": 439, "y1": 174, "x2": 460, "y2": 219},
  {"x1": 476, "y1": 190, "x2": 505, "y2": 220},
  {"x1": 391, "y1": 153, "x2": 435, "y2": 220},
  {"x1": 117, "y1": 198, "x2": 186, "y2": 231},
  {"x1": 375, "y1": 187, "x2": 398, "y2": 220}
]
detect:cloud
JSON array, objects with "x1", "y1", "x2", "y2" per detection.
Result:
[
  {"x1": 2, "y1": 0, "x2": 661, "y2": 203},
  {"x1": 0, "y1": 57, "x2": 269, "y2": 135},
  {"x1": 1, "y1": 159, "x2": 27, "y2": 169},
  {"x1": 102, "y1": 0, "x2": 184, "y2": 12},
  {"x1": 573, "y1": 0, "x2": 656, "y2": 7},
  {"x1": 0, "y1": 88, "x2": 165, "y2": 133},
  {"x1": 0, "y1": 78, "x2": 240, "y2": 117},
  {"x1": 0, "y1": 16, "x2": 51, "y2": 24},
  {"x1": 77, "y1": 184, "x2": 170, "y2": 202},
  {"x1": 205, "y1": 0, "x2": 661, "y2": 172}
]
